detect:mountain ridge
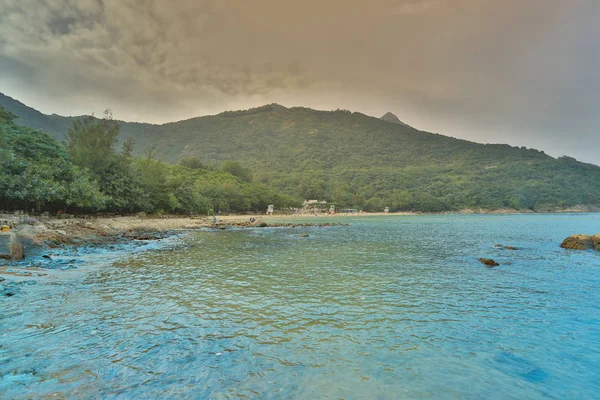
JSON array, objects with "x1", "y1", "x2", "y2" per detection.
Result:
[
  {"x1": 2, "y1": 91, "x2": 600, "y2": 212},
  {"x1": 0, "y1": 91, "x2": 591, "y2": 164}
]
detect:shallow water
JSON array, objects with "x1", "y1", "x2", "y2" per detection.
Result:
[{"x1": 1, "y1": 214, "x2": 599, "y2": 399}]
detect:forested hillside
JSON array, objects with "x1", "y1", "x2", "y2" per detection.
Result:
[
  {"x1": 2, "y1": 92, "x2": 600, "y2": 212},
  {"x1": 0, "y1": 106, "x2": 298, "y2": 214}
]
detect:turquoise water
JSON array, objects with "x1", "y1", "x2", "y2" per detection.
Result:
[{"x1": 1, "y1": 214, "x2": 600, "y2": 399}]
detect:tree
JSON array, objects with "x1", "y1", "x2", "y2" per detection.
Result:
[
  {"x1": 221, "y1": 160, "x2": 252, "y2": 182},
  {"x1": 0, "y1": 107, "x2": 17, "y2": 124},
  {"x1": 63, "y1": 167, "x2": 107, "y2": 211},
  {"x1": 133, "y1": 158, "x2": 172, "y2": 212},
  {"x1": 179, "y1": 156, "x2": 206, "y2": 170},
  {"x1": 122, "y1": 137, "x2": 135, "y2": 158},
  {"x1": 144, "y1": 145, "x2": 159, "y2": 161},
  {"x1": 65, "y1": 111, "x2": 148, "y2": 212},
  {"x1": 364, "y1": 197, "x2": 383, "y2": 212},
  {"x1": 299, "y1": 176, "x2": 328, "y2": 200},
  {"x1": 65, "y1": 110, "x2": 119, "y2": 177}
]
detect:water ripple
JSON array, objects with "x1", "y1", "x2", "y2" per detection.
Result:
[{"x1": 1, "y1": 214, "x2": 600, "y2": 398}]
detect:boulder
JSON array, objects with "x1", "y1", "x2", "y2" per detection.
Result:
[
  {"x1": 479, "y1": 258, "x2": 499, "y2": 267},
  {"x1": 593, "y1": 234, "x2": 600, "y2": 251},
  {"x1": 560, "y1": 234, "x2": 594, "y2": 250},
  {"x1": 0, "y1": 232, "x2": 24, "y2": 260}
]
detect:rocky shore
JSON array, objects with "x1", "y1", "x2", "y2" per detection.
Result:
[
  {"x1": 2, "y1": 215, "x2": 349, "y2": 258},
  {"x1": 0, "y1": 214, "x2": 349, "y2": 293}
]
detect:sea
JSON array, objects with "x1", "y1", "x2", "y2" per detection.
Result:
[{"x1": 1, "y1": 214, "x2": 599, "y2": 399}]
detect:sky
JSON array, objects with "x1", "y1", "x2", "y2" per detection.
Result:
[{"x1": 1, "y1": 0, "x2": 599, "y2": 165}]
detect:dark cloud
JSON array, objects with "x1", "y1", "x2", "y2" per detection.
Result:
[
  {"x1": 48, "y1": 15, "x2": 78, "y2": 35},
  {"x1": 0, "y1": 0, "x2": 598, "y2": 164}
]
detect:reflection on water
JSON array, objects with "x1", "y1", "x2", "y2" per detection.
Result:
[{"x1": 1, "y1": 215, "x2": 600, "y2": 398}]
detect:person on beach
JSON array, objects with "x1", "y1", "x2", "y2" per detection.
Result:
[{"x1": 213, "y1": 216, "x2": 217, "y2": 224}]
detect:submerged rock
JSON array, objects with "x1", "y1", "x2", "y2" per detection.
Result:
[
  {"x1": 479, "y1": 258, "x2": 499, "y2": 267},
  {"x1": 1, "y1": 283, "x2": 20, "y2": 297},
  {"x1": 560, "y1": 234, "x2": 597, "y2": 250},
  {"x1": 495, "y1": 244, "x2": 518, "y2": 250},
  {"x1": 300, "y1": 234, "x2": 309, "y2": 237}
]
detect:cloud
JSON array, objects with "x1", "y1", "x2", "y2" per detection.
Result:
[
  {"x1": 388, "y1": 0, "x2": 447, "y2": 14},
  {"x1": 0, "y1": 0, "x2": 599, "y2": 164}
]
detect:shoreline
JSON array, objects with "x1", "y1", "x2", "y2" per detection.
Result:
[
  {"x1": 0, "y1": 215, "x2": 348, "y2": 287},
  {"x1": 2, "y1": 208, "x2": 599, "y2": 263},
  {"x1": 2, "y1": 211, "x2": 598, "y2": 294}
]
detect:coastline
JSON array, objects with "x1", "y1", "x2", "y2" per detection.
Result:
[
  {"x1": 3, "y1": 207, "x2": 599, "y2": 259},
  {"x1": 0, "y1": 214, "x2": 349, "y2": 287},
  {"x1": 2, "y1": 209, "x2": 598, "y2": 288}
]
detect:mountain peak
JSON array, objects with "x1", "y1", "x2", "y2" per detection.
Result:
[{"x1": 380, "y1": 112, "x2": 407, "y2": 126}]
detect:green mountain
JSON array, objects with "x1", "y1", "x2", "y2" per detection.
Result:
[
  {"x1": 0, "y1": 93, "x2": 74, "y2": 139},
  {"x1": 2, "y1": 92, "x2": 600, "y2": 212},
  {"x1": 0, "y1": 105, "x2": 297, "y2": 214}
]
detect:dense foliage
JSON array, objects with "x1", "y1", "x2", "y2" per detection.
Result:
[
  {"x1": 0, "y1": 107, "x2": 106, "y2": 212},
  {"x1": 0, "y1": 106, "x2": 299, "y2": 214},
  {"x1": 3, "y1": 93, "x2": 600, "y2": 212}
]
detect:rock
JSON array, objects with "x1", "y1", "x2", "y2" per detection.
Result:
[
  {"x1": 258, "y1": 222, "x2": 268, "y2": 228},
  {"x1": 16, "y1": 223, "x2": 48, "y2": 238},
  {"x1": 479, "y1": 258, "x2": 499, "y2": 267},
  {"x1": 2, "y1": 283, "x2": 19, "y2": 297},
  {"x1": 593, "y1": 234, "x2": 600, "y2": 251},
  {"x1": 56, "y1": 230, "x2": 67, "y2": 236},
  {"x1": 503, "y1": 246, "x2": 518, "y2": 250},
  {"x1": 300, "y1": 234, "x2": 309, "y2": 237},
  {"x1": 135, "y1": 235, "x2": 159, "y2": 240},
  {"x1": 0, "y1": 232, "x2": 24, "y2": 261},
  {"x1": 560, "y1": 234, "x2": 594, "y2": 250}
]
